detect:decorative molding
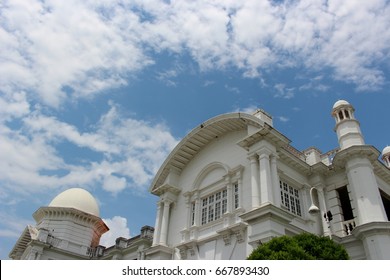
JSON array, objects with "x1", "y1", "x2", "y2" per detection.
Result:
[
  {"x1": 240, "y1": 203, "x2": 294, "y2": 224},
  {"x1": 216, "y1": 222, "x2": 247, "y2": 246},
  {"x1": 154, "y1": 183, "x2": 181, "y2": 197},
  {"x1": 176, "y1": 241, "x2": 197, "y2": 259},
  {"x1": 222, "y1": 233, "x2": 231, "y2": 245}
]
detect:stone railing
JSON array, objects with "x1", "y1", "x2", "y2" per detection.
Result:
[{"x1": 342, "y1": 219, "x2": 356, "y2": 236}]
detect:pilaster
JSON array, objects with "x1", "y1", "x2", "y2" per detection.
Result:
[{"x1": 249, "y1": 154, "x2": 260, "y2": 209}]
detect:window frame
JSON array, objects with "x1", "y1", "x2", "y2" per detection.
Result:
[
  {"x1": 280, "y1": 180, "x2": 302, "y2": 217},
  {"x1": 200, "y1": 188, "x2": 228, "y2": 225}
]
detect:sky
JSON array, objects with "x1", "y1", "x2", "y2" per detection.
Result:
[{"x1": 1, "y1": 0, "x2": 390, "y2": 259}]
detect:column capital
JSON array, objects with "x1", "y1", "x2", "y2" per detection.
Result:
[
  {"x1": 248, "y1": 153, "x2": 259, "y2": 161},
  {"x1": 256, "y1": 146, "x2": 275, "y2": 157},
  {"x1": 258, "y1": 152, "x2": 270, "y2": 160},
  {"x1": 223, "y1": 175, "x2": 231, "y2": 184},
  {"x1": 270, "y1": 153, "x2": 279, "y2": 160},
  {"x1": 183, "y1": 192, "x2": 193, "y2": 204},
  {"x1": 162, "y1": 198, "x2": 174, "y2": 206}
]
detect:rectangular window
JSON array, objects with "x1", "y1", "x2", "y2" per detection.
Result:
[
  {"x1": 190, "y1": 202, "x2": 196, "y2": 226},
  {"x1": 234, "y1": 183, "x2": 239, "y2": 209},
  {"x1": 280, "y1": 180, "x2": 302, "y2": 217},
  {"x1": 202, "y1": 198, "x2": 208, "y2": 225},
  {"x1": 201, "y1": 188, "x2": 228, "y2": 225},
  {"x1": 337, "y1": 186, "x2": 354, "y2": 221},
  {"x1": 215, "y1": 201, "x2": 221, "y2": 220}
]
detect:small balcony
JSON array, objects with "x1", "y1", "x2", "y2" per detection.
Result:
[{"x1": 342, "y1": 219, "x2": 356, "y2": 236}]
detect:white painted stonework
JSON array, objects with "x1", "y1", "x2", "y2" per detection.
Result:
[{"x1": 10, "y1": 100, "x2": 390, "y2": 260}]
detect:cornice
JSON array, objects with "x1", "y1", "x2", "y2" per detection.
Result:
[
  {"x1": 240, "y1": 203, "x2": 294, "y2": 224},
  {"x1": 332, "y1": 145, "x2": 380, "y2": 169},
  {"x1": 33, "y1": 207, "x2": 109, "y2": 234},
  {"x1": 237, "y1": 123, "x2": 290, "y2": 151},
  {"x1": 352, "y1": 221, "x2": 390, "y2": 239}
]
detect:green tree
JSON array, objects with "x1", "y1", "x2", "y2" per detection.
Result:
[{"x1": 247, "y1": 233, "x2": 349, "y2": 260}]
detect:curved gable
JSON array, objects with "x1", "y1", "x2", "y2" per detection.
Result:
[{"x1": 150, "y1": 112, "x2": 263, "y2": 193}]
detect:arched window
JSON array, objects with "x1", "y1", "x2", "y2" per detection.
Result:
[{"x1": 338, "y1": 111, "x2": 344, "y2": 120}]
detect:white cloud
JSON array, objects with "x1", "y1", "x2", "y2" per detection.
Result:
[
  {"x1": 0, "y1": 0, "x2": 150, "y2": 107},
  {"x1": 298, "y1": 75, "x2": 330, "y2": 93},
  {"x1": 1, "y1": 0, "x2": 389, "y2": 106},
  {"x1": 0, "y1": 0, "x2": 388, "y2": 199},
  {"x1": 0, "y1": 102, "x2": 178, "y2": 198},
  {"x1": 0, "y1": 212, "x2": 33, "y2": 239},
  {"x1": 274, "y1": 83, "x2": 295, "y2": 99},
  {"x1": 100, "y1": 216, "x2": 131, "y2": 247},
  {"x1": 234, "y1": 105, "x2": 259, "y2": 114},
  {"x1": 103, "y1": 175, "x2": 127, "y2": 194},
  {"x1": 224, "y1": 84, "x2": 240, "y2": 94},
  {"x1": 0, "y1": 92, "x2": 30, "y2": 121},
  {"x1": 277, "y1": 116, "x2": 290, "y2": 123}
]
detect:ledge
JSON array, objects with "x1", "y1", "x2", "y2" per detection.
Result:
[
  {"x1": 352, "y1": 221, "x2": 390, "y2": 239},
  {"x1": 239, "y1": 203, "x2": 294, "y2": 224}
]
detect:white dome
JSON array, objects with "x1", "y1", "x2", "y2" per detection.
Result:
[
  {"x1": 333, "y1": 100, "x2": 350, "y2": 109},
  {"x1": 49, "y1": 188, "x2": 100, "y2": 217},
  {"x1": 382, "y1": 146, "x2": 390, "y2": 156}
]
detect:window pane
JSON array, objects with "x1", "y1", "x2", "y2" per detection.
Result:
[
  {"x1": 215, "y1": 202, "x2": 221, "y2": 219},
  {"x1": 280, "y1": 180, "x2": 302, "y2": 217},
  {"x1": 200, "y1": 188, "x2": 228, "y2": 225},
  {"x1": 208, "y1": 205, "x2": 214, "y2": 222},
  {"x1": 234, "y1": 183, "x2": 239, "y2": 209},
  {"x1": 191, "y1": 202, "x2": 195, "y2": 225},
  {"x1": 201, "y1": 207, "x2": 207, "y2": 225},
  {"x1": 222, "y1": 199, "x2": 227, "y2": 214}
]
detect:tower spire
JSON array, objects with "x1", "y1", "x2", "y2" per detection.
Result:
[{"x1": 331, "y1": 100, "x2": 364, "y2": 150}]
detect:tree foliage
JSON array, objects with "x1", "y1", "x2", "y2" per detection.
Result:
[{"x1": 247, "y1": 233, "x2": 349, "y2": 260}]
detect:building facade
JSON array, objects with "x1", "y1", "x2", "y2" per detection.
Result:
[
  {"x1": 146, "y1": 100, "x2": 390, "y2": 260},
  {"x1": 10, "y1": 100, "x2": 390, "y2": 260}
]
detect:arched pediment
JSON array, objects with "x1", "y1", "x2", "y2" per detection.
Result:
[
  {"x1": 193, "y1": 162, "x2": 230, "y2": 190},
  {"x1": 150, "y1": 112, "x2": 263, "y2": 194}
]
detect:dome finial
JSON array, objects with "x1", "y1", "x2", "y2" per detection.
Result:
[
  {"x1": 333, "y1": 99, "x2": 350, "y2": 109},
  {"x1": 49, "y1": 188, "x2": 100, "y2": 217}
]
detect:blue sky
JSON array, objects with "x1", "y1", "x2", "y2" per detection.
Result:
[{"x1": 1, "y1": 0, "x2": 390, "y2": 259}]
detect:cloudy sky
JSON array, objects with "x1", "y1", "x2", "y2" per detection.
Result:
[{"x1": 1, "y1": 0, "x2": 390, "y2": 259}]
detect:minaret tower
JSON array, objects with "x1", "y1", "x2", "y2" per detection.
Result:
[
  {"x1": 331, "y1": 100, "x2": 364, "y2": 150},
  {"x1": 332, "y1": 100, "x2": 390, "y2": 259},
  {"x1": 332, "y1": 100, "x2": 387, "y2": 224}
]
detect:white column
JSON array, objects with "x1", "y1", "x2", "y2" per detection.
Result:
[
  {"x1": 193, "y1": 192, "x2": 200, "y2": 227},
  {"x1": 159, "y1": 199, "x2": 172, "y2": 246},
  {"x1": 346, "y1": 157, "x2": 387, "y2": 224},
  {"x1": 270, "y1": 154, "x2": 281, "y2": 206},
  {"x1": 184, "y1": 194, "x2": 191, "y2": 230},
  {"x1": 259, "y1": 152, "x2": 273, "y2": 204},
  {"x1": 227, "y1": 179, "x2": 232, "y2": 214},
  {"x1": 249, "y1": 155, "x2": 260, "y2": 209},
  {"x1": 152, "y1": 201, "x2": 162, "y2": 246},
  {"x1": 237, "y1": 177, "x2": 242, "y2": 209},
  {"x1": 317, "y1": 187, "x2": 331, "y2": 237}
]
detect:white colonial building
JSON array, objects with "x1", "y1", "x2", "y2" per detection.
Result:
[
  {"x1": 10, "y1": 100, "x2": 390, "y2": 260},
  {"x1": 146, "y1": 100, "x2": 390, "y2": 260}
]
